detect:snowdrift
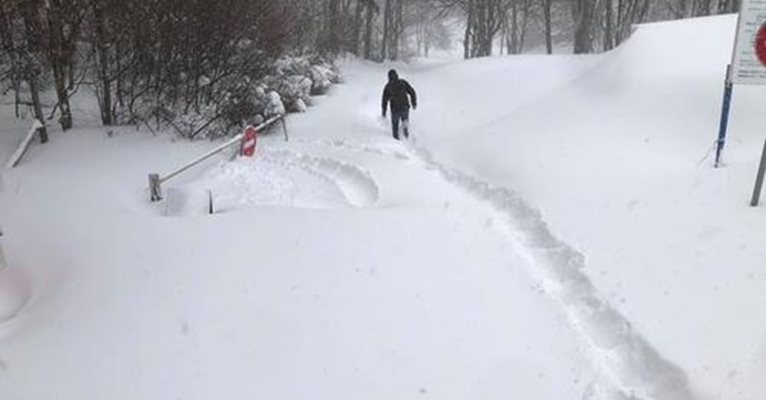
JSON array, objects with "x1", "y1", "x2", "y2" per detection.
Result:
[{"x1": 412, "y1": 14, "x2": 766, "y2": 400}]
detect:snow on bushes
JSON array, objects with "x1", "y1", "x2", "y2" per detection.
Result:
[
  {"x1": 265, "y1": 91, "x2": 286, "y2": 117},
  {"x1": 149, "y1": 56, "x2": 339, "y2": 139},
  {"x1": 309, "y1": 65, "x2": 339, "y2": 95},
  {"x1": 264, "y1": 55, "x2": 339, "y2": 113}
]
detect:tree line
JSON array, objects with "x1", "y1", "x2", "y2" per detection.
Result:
[{"x1": 0, "y1": 0, "x2": 741, "y2": 138}]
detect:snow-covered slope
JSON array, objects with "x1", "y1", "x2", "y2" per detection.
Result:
[
  {"x1": 409, "y1": 14, "x2": 766, "y2": 400},
  {"x1": 1, "y1": 13, "x2": 764, "y2": 400}
]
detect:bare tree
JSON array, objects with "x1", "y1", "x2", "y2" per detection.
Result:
[
  {"x1": 543, "y1": 0, "x2": 553, "y2": 53},
  {"x1": 502, "y1": 0, "x2": 532, "y2": 54},
  {"x1": 573, "y1": 0, "x2": 596, "y2": 53},
  {"x1": 0, "y1": 0, "x2": 49, "y2": 141}
]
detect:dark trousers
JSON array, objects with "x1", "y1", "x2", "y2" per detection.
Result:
[{"x1": 391, "y1": 108, "x2": 410, "y2": 140}]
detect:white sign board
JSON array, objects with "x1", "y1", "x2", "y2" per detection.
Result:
[{"x1": 732, "y1": 0, "x2": 766, "y2": 84}]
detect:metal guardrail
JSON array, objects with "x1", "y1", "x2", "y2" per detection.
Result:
[
  {"x1": 149, "y1": 115, "x2": 288, "y2": 202},
  {"x1": 5, "y1": 119, "x2": 45, "y2": 169}
]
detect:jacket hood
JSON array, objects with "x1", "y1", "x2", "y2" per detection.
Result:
[{"x1": 388, "y1": 69, "x2": 398, "y2": 82}]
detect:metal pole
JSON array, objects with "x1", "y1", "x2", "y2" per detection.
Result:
[
  {"x1": 161, "y1": 134, "x2": 244, "y2": 184},
  {"x1": 750, "y1": 138, "x2": 766, "y2": 207},
  {"x1": 281, "y1": 117, "x2": 289, "y2": 142},
  {"x1": 149, "y1": 173, "x2": 162, "y2": 202},
  {"x1": 715, "y1": 64, "x2": 734, "y2": 168}
]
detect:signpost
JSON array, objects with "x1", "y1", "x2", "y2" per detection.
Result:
[
  {"x1": 731, "y1": 0, "x2": 766, "y2": 86},
  {"x1": 716, "y1": 0, "x2": 766, "y2": 205},
  {"x1": 715, "y1": 65, "x2": 734, "y2": 168},
  {"x1": 716, "y1": 0, "x2": 766, "y2": 168}
]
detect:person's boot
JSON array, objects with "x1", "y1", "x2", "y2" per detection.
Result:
[{"x1": 404, "y1": 128, "x2": 409, "y2": 139}]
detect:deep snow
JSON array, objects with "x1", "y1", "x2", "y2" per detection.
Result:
[
  {"x1": 407, "y1": 14, "x2": 766, "y2": 400},
  {"x1": 1, "y1": 13, "x2": 765, "y2": 400}
]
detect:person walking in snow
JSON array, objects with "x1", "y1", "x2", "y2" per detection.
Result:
[{"x1": 382, "y1": 69, "x2": 417, "y2": 140}]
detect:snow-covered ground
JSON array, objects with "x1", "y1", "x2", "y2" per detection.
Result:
[
  {"x1": 1, "y1": 13, "x2": 764, "y2": 400},
  {"x1": 410, "y1": 15, "x2": 766, "y2": 400}
]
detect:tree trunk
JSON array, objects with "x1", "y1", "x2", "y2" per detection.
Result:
[
  {"x1": 364, "y1": 2, "x2": 374, "y2": 60},
  {"x1": 14, "y1": 78, "x2": 20, "y2": 118},
  {"x1": 392, "y1": 0, "x2": 403, "y2": 60},
  {"x1": 328, "y1": 0, "x2": 341, "y2": 53},
  {"x1": 353, "y1": 0, "x2": 363, "y2": 55},
  {"x1": 94, "y1": 1, "x2": 113, "y2": 126},
  {"x1": 604, "y1": 0, "x2": 622, "y2": 51},
  {"x1": 41, "y1": 0, "x2": 76, "y2": 131},
  {"x1": 507, "y1": 3, "x2": 516, "y2": 54},
  {"x1": 382, "y1": 0, "x2": 391, "y2": 60},
  {"x1": 52, "y1": 64, "x2": 73, "y2": 130},
  {"x1": 28, "y1": 76, "x2": 48, "y2": 143},
  {"x1": 464, "y1": 0, "x2": 474, "y2": 59},
  {"x1": 519, "y1": 0, "x2": 531, "y2": 52},
  {"x1": 574, "y1": 0, "x2": 595, "y2": 53},
  {"x1": 544, "y1": 0, "x2": 553, "y2": 54}
]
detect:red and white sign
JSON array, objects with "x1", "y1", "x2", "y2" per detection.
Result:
[
  {"x1": 731, "y1": 0, "x2": 766, "y2": 84},
  {"x1": 757, "y1": 23, "x2": 766, "y2": 66},
  {"x1": 241, "y1": 126, "x2": 258, "y2": 157}
]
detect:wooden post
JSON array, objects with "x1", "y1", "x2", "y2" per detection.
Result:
[
  {"x1": 149, "y1": 173, "x2": 162, "y2": 202},
  {"x1": 750, "y1": 138, "x2": 766, "y2": 206}
]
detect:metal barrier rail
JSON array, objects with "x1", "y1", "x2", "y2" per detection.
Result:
[
  {"x1": 5, "y1": 119, "x2": 45, "y2": 169},
  {"x1": 149, "y1": 115, "x2": 287, "y2": 202}
]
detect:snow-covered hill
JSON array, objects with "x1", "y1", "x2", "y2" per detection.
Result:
[
  {"x1": 409, "y1": 14, "x2": 766, "y2": 400},
  {"x1": 1, "y1": 13, "x2": 764, "y2": 400}
]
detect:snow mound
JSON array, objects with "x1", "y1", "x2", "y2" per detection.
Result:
[{"x1": 166, "y1": 149, "x2": 379, "y2": 215}]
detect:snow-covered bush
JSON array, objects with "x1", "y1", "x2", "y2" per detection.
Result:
[
  {"x1": 294, "y1": 98, "x2": 307, "y2": 113},
  {"x1": 264, "y1": 74, "x2": 312, "y2": 113},
  {"x1": 141, "y1": 55, "x2": 340, "y2": 139},
  {"x1": 265, "y1": 91, "x2": 286, "y2": 117},
  {"x1": 308, "y1": 63, "x2": 341, "y2": 95}
]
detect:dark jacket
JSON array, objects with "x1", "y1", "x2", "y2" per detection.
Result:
[{"x1": 382, "y1": 70, "x2": 417, "y2": 115}]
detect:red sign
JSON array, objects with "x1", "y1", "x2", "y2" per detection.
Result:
[
  {"x1": 241, "y1": 126, "x2": 257, "y2": 157},
  {"x1": 757, "y1": 23, "x2": 766, "y2": 67}
]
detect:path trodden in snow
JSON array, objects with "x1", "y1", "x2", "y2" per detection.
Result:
[
  {"x1": 1, "y1": 131, "x2": 596, "y2": 400},
  {"x1": 0, "y1": 45, "x2": 702, "y2": 400}
]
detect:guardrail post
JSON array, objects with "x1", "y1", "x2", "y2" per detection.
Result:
[
  {"x1": 281, "y1": 117, "x2": 289, "y2": 142},
  {"x1": 750, "y1": 138, "x2": 766, "y2": 207},
  {"x1": 149, "y1": 173, "x2": 162, "y2": 202}
]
